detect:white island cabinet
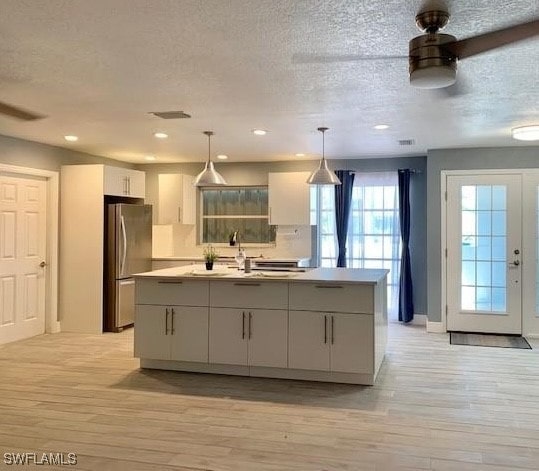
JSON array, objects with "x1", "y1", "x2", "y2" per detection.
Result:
[{"x1": 134, "y1": 266, "x2": 388, "y2": 385}]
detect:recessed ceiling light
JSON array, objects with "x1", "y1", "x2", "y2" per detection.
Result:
[
  {"x1": 512, "y1": 125, "x2": 539, "y2": 141},
  {"x1": 295, "y1": 153, "x2": 306, "y2": 157},
  {"x1": 253, "y1": 129, "x2": 267, "y2": 136},
  {"x1": 373, "y1": 124, "x2": 389, "y2": 130},
  {"x1": 144, "y1": 155, "x2": 156, "y2": 161},
  {"x1": 217, "y1": 154, "x2": 228, "y2": 160},
  {"x1": 154, "y1": 132, "x2": 168, "y2": 139},
  {"x1": 64, "y1": 135, "x2": 78, "y2": 142}
]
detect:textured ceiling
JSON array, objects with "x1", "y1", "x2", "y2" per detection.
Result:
[{"x1": 0, "y1": 0, "x2": 538, "y2": 163}]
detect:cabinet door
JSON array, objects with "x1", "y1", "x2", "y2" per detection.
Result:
[
  {"x1": 248, "y1": 309, "x2": 288, "y2": 368},
  {"x1": 134, "y1": 305, "x2": 169, "y2": 360},
  {"x1": 170, "y1": 306, "x2": 209, "y2": 363},
  {"x1": 268, "y1": 172, "x2": 311, "y2": 225},
  {"x1": 330, "y1": 313, "x2": 373, "y2": 374},
  {"x1": 104, "y1": 166, "x2": 129, "y2": 197},
  {"x1": 126, "y1": 170, "x2": 146, "y2": 198},
  {"x1": 288, "y1": 311, "x2": 329, "y2": 371},
  {"x1": 209, "y1": 308, "x2": 248, "y2": 365},
  {"x1": 180, "y1": 174, "x2": 196, "y2": 225},
  {"x1": 157, "y1": 174, "x2": 196, "y2": 225}
]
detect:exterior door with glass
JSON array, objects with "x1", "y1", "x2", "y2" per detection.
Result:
[{"x1": 446, "y1": 174, "x2": 522, "y2": 334}]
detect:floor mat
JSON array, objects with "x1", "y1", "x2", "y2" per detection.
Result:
[{"x1": 450, "y1": 332, "x2": 531, "y2": 349}]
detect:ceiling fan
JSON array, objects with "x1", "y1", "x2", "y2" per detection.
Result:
[
  {"x1": 293, "y1": 0, "x2": 539, "y2": 91},
  {"x1": 0, "y1": 101, "x2": 46, "y2": 121}
]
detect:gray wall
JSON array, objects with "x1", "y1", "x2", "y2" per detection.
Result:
[
  {"x1": 137, "y1": 155, "x2": 428, "y2": 315},
  {"x1": 427, "y1": 146, "x2": 539, "y2": 322},
  {"x1": 0, "y1": 133, "x2": 132, "y2": 171}
]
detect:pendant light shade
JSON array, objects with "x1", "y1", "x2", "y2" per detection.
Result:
[
  {"x1": 307, "y1": 127, "x2": 341, "y2": 185},
  {"x1": 194, "y1": 131, "x2": 227, "y2": 186}
]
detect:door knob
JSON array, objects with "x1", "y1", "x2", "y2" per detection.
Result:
[
  {"x1": 509, "y1": 260, "x2": 520, "y2": 266},
  {"x1": 39, "y1": 261, "x2": 47, "y2": 268}
]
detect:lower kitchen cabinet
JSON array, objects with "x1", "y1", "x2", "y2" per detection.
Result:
[
  {"x1": 134, "y1": 305, "x2": 168, "y2": 360},
  {"x1": 289, "y1": 310, "x2": 373, "y2": 374},
  {"x1": 135, "y1": 305, "x2": 209, "y2": 362},
  {"x1": 209, "y1": 308, "x2": 288, "y2": 368},
  {"x1": 288, "y1": 310, "x2": 330, "y2": 371}
]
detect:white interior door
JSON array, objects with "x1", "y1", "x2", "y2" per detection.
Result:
[
  {"x1": 446, "y1": 174, "x2": 522, "y2": 334},
  {"x1": 0, "y1": 175, "x2": 47, "y2": 344},
  {"x1": 522, "y1": 174, "x2": 539, "y2": 337}
]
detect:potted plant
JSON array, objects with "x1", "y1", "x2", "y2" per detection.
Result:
[{"x1": 203, "y1": 245, "x2": 219, "y2": 270}]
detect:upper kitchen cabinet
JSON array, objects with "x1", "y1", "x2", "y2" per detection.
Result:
[
  {"x1": 103, "y1": 166, "x2": 145, "y2": 198},
  {"x1": 157, "y1": 174, "x2": 196, "y2": 225},
  {"x1": 268, "y1": 172, "x2": 313, "y2": 226}
]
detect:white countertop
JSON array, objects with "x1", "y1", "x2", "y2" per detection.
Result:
[
  {"x1": 152, "y1": 256, "x2": 311, "y2": 262},
  {"x1": 134, "y1": 265, "x2": 388, "y2": 284}
]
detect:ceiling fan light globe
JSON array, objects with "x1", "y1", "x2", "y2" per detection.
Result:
[{"x1": 410, "y1": 65, "x2": 456, "y2": 89}]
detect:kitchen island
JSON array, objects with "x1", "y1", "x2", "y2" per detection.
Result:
[{"x1": 134, "y1": 266, "x2": 388, "y2": 385}]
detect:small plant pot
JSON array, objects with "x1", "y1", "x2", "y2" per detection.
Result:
[{"x1": 205, "y1": 261, "x2": 214, "y2": 271}]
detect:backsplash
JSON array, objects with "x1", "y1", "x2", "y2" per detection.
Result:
[{"x1": 152, "y1": 223, "x2": 313, "y2": 260}]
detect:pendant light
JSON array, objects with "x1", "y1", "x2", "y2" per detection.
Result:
[
  {"x1": 194, "y1": 131, "x2": 227, "y2": 186},
  {"x1": 307, "y1": 127, "x2": 341, "y2": 185}
]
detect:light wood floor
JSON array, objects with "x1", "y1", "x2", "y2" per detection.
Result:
[{"x1": 1, "y1": 324, "x2": 539, "y2": 471}]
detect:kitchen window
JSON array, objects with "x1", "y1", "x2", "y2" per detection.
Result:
[
  {"x1": 316, "y1": 172, "x2": 401, "y2": 316},
  {"x1": 201, "y1": 187, "x2": 276, "y2": 244}
]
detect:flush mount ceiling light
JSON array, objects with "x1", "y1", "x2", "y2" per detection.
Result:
[
  {"x1": 512, "y1": 125, "x2": 539, "y2": 141},
  {"x1": 64, "y1": 135, "x2": 78, "y2": 142},
  {"x1": 306, "y1": 127, "x2": 341, "y2": 186},
  {"x1": 217, "y1": 154, "x2": 228, "y2": 160},
  {"x1": 295, "y1": 153, "x2": 306, "y2": 157},
  {"x1": 194, "y1": 131, "x2": 227, "y2": 187},
  {"x1": 373, "y1": 124, "x2": 390, "y2": 130},
  {"x1": 153, "y1": 132, "x2": 168, "y2": 139},
  {"x1": 144, "y1": 155, "x2": 156, "y2": 161},
  {"x1": 252, "y1": 129, "x2": 267, "y2": 136}
]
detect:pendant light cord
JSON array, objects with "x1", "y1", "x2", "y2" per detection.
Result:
[
  {"x1": 203, "y1": 131, "x2": 214, "y2": 164},
  {"x1": 318, "y1": 126, "x2": 328, "y2": 162}
]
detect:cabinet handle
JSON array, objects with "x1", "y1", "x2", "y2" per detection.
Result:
[
  {"x1": 249, "y1": 312, "x2": 252, "y2": 339},
  {"x1": 165, "y1": 308, "x2": 169, "y2": 335},
  {"x1": 269, "y1": 207, "x2": 272, "y2": 225},
  {"x1": 171, "y1": 308, "x2": 175, "y2": 335},
  {"x1": 234, "y1": 282, "x2": 261, "y2": 287},
  {"x1": 178, "y1": 206, "x2": 182, "y2": 223},
  {"x1": 315, "y1": 285, "x2": 343, "y2": 289},
  {"x1": 242, "y1": 311, "x2": 246, "y2": 339},
  {"x1": 124, "y1": 177, "x2": 129, "y2": 195},
  {"x1": 127, "y1": 177, "x2": 131, "y2": 195},
  {"x1": 331, "y1": 315, "x2": 335, "y2": 344},
  {"x1": 158, "y1": 280, "x2": 183, "y2": 284},
  {"x1": 324, "y1": 315, "x2": 327, "y2": 344}
]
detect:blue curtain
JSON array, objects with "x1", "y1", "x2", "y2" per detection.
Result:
[
  {"x1": 398, "y1": 169, "x2": 414, "y2": 322},
  {"x1": 334, "y1": 170, "x2": 355, "y2": 267}
]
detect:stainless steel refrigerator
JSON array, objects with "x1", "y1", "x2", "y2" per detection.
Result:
[{"x1": 104, "y1": 203, "x2": 152, "y2": 332}]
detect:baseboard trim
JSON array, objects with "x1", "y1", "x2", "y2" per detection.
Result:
[
  {"x1": 410, "y1": 314, "x2": 426, "y2": 326},
  {"x1": 427, "y1": 320, "x2": 445, "y2": 333},
  {"x1": 526, "y1": 333, "x2": 539, "y2": 339}
]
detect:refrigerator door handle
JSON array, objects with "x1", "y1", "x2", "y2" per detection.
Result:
[{"x1": 120, "y1": 215, "x2": 127, "y2": 276}]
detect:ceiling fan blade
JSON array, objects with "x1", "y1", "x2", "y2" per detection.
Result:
[
  {"x1": 0, "y1": 101, "x2": 46, "y2": 121},
  {"x1": 292, "y1": 53, "x2": 407, "y2": 64},
  {"x1": 447, "y1": 18, "x2": 539, "y2": 59}
]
